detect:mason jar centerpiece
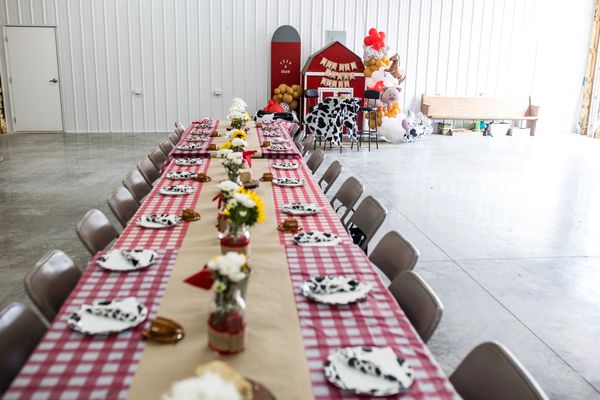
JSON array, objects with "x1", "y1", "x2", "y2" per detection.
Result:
[
  {"x1": 206, "y1": 252, "x2": 250, "y2": 355},
  {"x1": 220, "y1": 188, "x2": 265, "y2": 256}
]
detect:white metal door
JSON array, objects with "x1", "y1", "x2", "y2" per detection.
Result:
[{"x1": 4, "y1": 26, "x2": 63, "y2": 132}]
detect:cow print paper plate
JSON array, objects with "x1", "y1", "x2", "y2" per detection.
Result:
[
  {"x1": 176, "y1": 144, "x2": 204, "y2": 151},
  {"x1": 271, "y1": 161, "x2": 299, "y2": 170},
  {"x1": 273, "y1": 178, "x2": 305, "y2": 187},
  {"x1": 293, "y1": 231, "x2": 341, "y2": 246},
  {"x1": 136, "y1": 213, "x2": 183, "y2": 229},
  {"x1": 97, "y1": 249, "x2": 157, "y2": 272},
  {"x1": 324, "y1": 346, "x2": 415, "y2": 396},
  {"x1": 159, "y1": 185, "x2": 195, "y2": 195},
  {"x1": 67, "y1": 297, "x2": 148, "y2": 336},
  {"x1": 301, "y1": 275, "x2": 371, "y2": 304},
  {"x1": 186, "y1": 136, "x2": 210, "y2": 142},
  {"x1": 281, "y1": 202, "x2": 319, "y2": 216},
  {"x1": 166, "y1": 171, "x2": 197, "y2": 180},
  {"x1": 263, "y1": 131, "x2": 283, "y2": 137},
  {"x1": 175, "y1": 158, "x2": 203, "y2": 166},
  {"x1": 268, "y1": 144, "x2": 292, "y2": 151}
]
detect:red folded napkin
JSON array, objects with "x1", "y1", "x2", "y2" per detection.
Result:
[
  {"x1": 184, "y1": 266, "x2": 213, "y2": 290},
  {"x1": 242, "y1": 150, "x2": 257, "y2": 167}
]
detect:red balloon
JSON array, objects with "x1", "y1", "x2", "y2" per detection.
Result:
[
  {"x1": 364, "y1": 37, "x2": 372, "y2": 46},
  {"x1": 369, "y1": 81, "x2": 385, "y2": 92},
  {"x1": 369, "y1": 28, "x2": 377, "y2": 36},
  {"x1": 379, "y1": 31, "x2": 386, "y2": 39}
]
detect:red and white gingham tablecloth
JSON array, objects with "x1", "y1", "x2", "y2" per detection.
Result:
[{"x1": 3, "y1": 250, "x2": 179, "y2": 400}]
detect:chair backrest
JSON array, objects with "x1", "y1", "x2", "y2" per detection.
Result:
[
  {"x1": 364, "y1": 89, "x2": 381, "y2": 108},
  {"x1": 306, "y1": 149, "x2": 325, "y2": 174},
  {"x1": 0, "y1": 303, "x2": 47, "y2": 396},
  {"x1": 347, "y1": 195, "x2": 387, "y2": 251},
  {"x1": 148, "y1": 147, "x2": 167, "y2": 170},
  {"x1": 318, "y1": 160, "x2": 343, "y2": 194},
  {"x1": 301, "y1": 134, "x2": 315, "y2": 157},
  {"x1": 289, "y1": 123, "x2": 300, "y2": 138},
  {"x1": 159, "y1": 139, "x2": 174, "y2": 157},
  {"x1": 107, "y1": 186, "x2": 140, "y2": 228},
  {"x1": 168, "y1": 131, "x2": 180, "y2": 146},
  {"x1": 330, "y1": 176, "x2": 364, "y2": 226},
  {"x1": 24, "y1": 250, "x2": 81, "y2": 322},
  {"x1": 388, "y1": 271, "x2": 443, "y2": 342},
  {"x1": 76, "y1": 209, "x2": 119, "y2": 255},
  {"x1": 369, "y1": 231, "x2": 419, "y2": 281},
  {"x1": 123, "y1": 169, "x2": 152, "y2": 202},
  {"x1": 137, "y1": 157, "x2": 160, "y2": 186},
  {"x1": 175, "y1": 121, "x2": 185, "y2": 136},
  {"x1": 304, "y1": 88, "x2": 318, "y2": 98},
  {"x1": 450, "y1": 342, "x2": 550, "y2": 400}
]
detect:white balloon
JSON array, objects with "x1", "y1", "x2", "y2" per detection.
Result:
[{"x1": 378, "y1": 114, "x2": 406, "y2": 144}]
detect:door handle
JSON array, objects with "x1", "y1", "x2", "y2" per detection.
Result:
[{"x1": 49, "y1": 78, "x2": 58, "y2": 83}]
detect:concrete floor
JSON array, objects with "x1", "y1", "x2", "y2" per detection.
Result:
[{"x1": 1, "y1": 131, "x2": 600, "y2": 398}]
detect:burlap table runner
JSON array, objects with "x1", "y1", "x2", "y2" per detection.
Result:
[{"x1": 127, "y1": 158, "x2": 313, "y2": 399}]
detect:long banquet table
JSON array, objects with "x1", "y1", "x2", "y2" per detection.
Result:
[{"x1": 4, "y1": 120, "x2": 459, "y2": 400}]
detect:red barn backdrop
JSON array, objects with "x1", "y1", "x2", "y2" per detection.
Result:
[{"x1": 301, "y1": 41, "x2": 365, "y2": 121}]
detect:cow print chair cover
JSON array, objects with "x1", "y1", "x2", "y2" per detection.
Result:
[{"x1": 305, "y1": 97, "x2": 361, "y2": 147}]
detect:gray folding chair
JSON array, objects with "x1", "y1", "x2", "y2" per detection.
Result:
[
  {"x1": 346, "y1": 195, "x2": 387, "y2": 252},
  {"x1": 0, "y1": 303, "x2": 47, "y2": 396},
  {"x1": 369, "y1": 231, "x2": 419, "y2": 281},
  {"x1": 159, "y1": 139, "x2": 174, "y2": 156},
  {"x1": 388, "y1": 271, "x2": 443, "y2": 343},
  {"x1": 137, "y1": 157, "x2": 161, "y2": 186},
  {"x1": 306, "y1": 149, "x2": 325, "y2": 175},
  {"x1": 76, "y1": 209, "x2": 119, "y2": 255},
  {"x1": 330, "y1": 177, "x2": 364, "y2": 226},
  {"x1": 450, "y1": 342, "x2": 550, "y2": 400},
  {"x1": 168, "y1": 131, "x2": 180, "y2": 146},
  {"x1": 302, "y1": 134, "x2": 315, "y2": 157},
  {"x1": 148, "y1": 147, "x2": 167, "y2": 170},
  {"x1": 107, "y1": 186, "x2": 140, "y2": 228},
  {"x1": 318, "y1": 160, "x2": 343, "y2": 194},
  {"x1": 175, "y1": 121, "x2": 185, "y2": 137},
  {"x1": 24, "y1": 250, "x2": 81, "y2": 322},
  {"x1": 123, "y1": 169, "x2": 152, "y2": 203}
]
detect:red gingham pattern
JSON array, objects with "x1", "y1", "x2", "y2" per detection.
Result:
[
  {"x1": 286, "y1": 245, "x2": 459, "y2": 399},
  {"x1": 3, "y1": 250, "x2": 179, "y2": 400},
  {"x1": 113, "y1": 159, "x2": 211, "y2": 249},
  {"x1": 269, "y1": 160, "x2": 349, "y2": 245},
  {"x1": 256, "y1": 120, "x2": 302, "y2": 160},
  {"x1": 168, "y1": 120, "x2": 219, "y2": 159}
]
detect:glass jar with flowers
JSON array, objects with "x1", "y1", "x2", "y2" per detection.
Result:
[
  {"x1": 214, "y1": 180, "x2": 240, "y2": 236},
  {"x1": 218, "y1": 150, "x2": 243, "y2": 183},
  {"x1": 220, "y1": 188, "x2": 265, "y2": 255},
  {"x1": 206, "y1": 252, "x2": 250, "y2": 355}
]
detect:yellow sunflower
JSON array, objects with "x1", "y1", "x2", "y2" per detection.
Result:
[
  {"x1": 237, "y1": 187, "x2": 266, "y2": 224},
  {"x1": 231, "y1": 129, "x2": 247, "y2": 140},
  {"x1": 219, "y1": 141, "x2": 232, "y2": 150}
]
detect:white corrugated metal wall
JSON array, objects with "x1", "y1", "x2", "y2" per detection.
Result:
[{"x1": 0, "y1": 0, "x2": 591, "y2": 133}]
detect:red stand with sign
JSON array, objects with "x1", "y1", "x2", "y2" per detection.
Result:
[{"x1": 270, "y1": 26, "x2": 301, "y2": 101}]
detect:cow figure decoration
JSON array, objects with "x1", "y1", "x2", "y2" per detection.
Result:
[
  {"x1": 401, "y1": 111, "x2": 433, "y2": 143},
  {"x1": 305, "y1": 97, "x2": 361, "y2": 147}
]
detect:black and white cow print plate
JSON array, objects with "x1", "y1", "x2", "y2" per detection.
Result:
[
  {"x1": 301, "y1": 275, "x2": 371, "y2": 304},
  {"x1": 263, "y1": 131, "x2": 283, "y2": 137},
  {"x1": 271, "y1": 160, "x2": 299, "y2": 170},
  {"x1": 175, "y1": 158, "x2": 203, "y2": 166},
  {"x1": 281, "y1": 202, "x2": 319, "y2": 216},
  {"x1": 272, "y1": 177, "x2": 305, "y2": 187},
  {"x1": 136, "y1": 213, "x2": 182, "y2": 229},
  {"x1": 176, "y1": 143, "x2": 204, "y2": 151},
  {"x1": 68, "y1": 297, "x2": 148, "y2": 336},
  {"x1": 159, "y1": 184, "x2": 195, "y2": 195},
  {"x1": 270, "y1": 138, "x2": 289, "y2": 145},
  {"x1": 97, "y1": 249, "x2": 157, "y2": 271},
  {"x1": 166, "y1": 171, "x2": 197, "y2": 180},
  {"x1": 186, "y1": 135, "x2": 210, "y2": 142},
  {"x1": 293, "y1": 231, "x2": 341, "y2": 246},
  {"x1": 324, "y1": 346, "x2": 415, "y2": 396},
  {"x1": 268, "y1": 144, "x2": 292, "y2": 151}
]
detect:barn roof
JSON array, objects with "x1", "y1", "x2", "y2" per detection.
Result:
[{"x1": 301, "y1": 41, "x2": 363, "y2": 73}]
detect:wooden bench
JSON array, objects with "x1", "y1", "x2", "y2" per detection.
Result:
[{"x1": 421, "y1": 95, "x2": 539, "y2": 136}]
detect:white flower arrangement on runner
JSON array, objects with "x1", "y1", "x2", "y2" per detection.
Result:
[
  {"x1": 230, "y1": 138, "x2": 247, "y2": 152},
  {"x1": 227, "y1": 98, "x2": 250, "y2": 129},
  {"x1": 219, "y1": 151, "x2": 244, "y2": 182},
  {"x1": 162, "y1": 372, "x2": 243, "y2": 400},
  {"x1": 207, "y1": 252, "x2": 250, "y2": 291}
]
